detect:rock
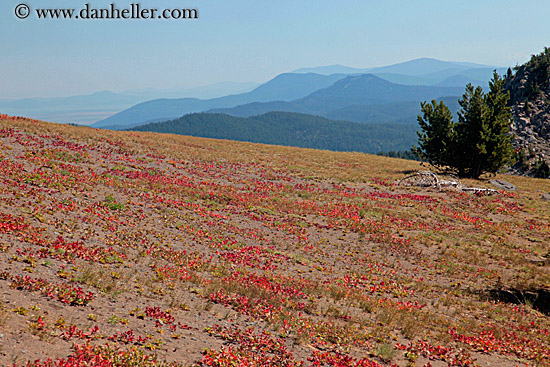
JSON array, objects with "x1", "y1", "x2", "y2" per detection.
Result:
[
  {"x1": 489, "y1": 179, "x2": 516, "y2": 191},
  {"x1": 542, "y1": 193, "x2": 550, "y2": 201}
]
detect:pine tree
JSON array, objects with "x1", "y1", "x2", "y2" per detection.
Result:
[
  {"x1": 454, "y1": 83, "x2": 487, "y2": 177},
  {"x1": 414, "y1": 100, "x2": 454, "y2": 168},
  {"x1": 482, "y1": 71, "x2": 514, "y2": 175},
  {"x1": 415, "y1": 72, "x2": 513, "y2": 178}
]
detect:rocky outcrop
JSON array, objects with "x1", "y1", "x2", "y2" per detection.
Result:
[
  {"x1": 505, "y1": 48, "x2": 550, "y2": 177},
  {"x1": 510, "y1": 100, "x2": 550, "y2": 156}
]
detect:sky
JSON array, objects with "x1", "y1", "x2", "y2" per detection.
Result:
[{"x1": 1, "y1": 0, "x2": 550, "y2": 99}]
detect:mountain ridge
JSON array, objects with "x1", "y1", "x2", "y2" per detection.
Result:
[
  {"x1": 210, "y1": 75, "x2": 463, "y2": 125},
  {"x1": 292, "y1": 57, "x2": 498, "y2": 76},
  {"x1": 0, "y1": 58, "x2": 508, "y2": 126},
  {"x1": 98, "y1": 74, "x2": 463, "y2": 129},
  {"x1": 93, "y1": 73, "x2": 348, "y2": 128}
]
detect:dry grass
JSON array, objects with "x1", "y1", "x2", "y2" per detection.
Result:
[{"x1": 1, "y1": 115, "x2": 549, "y2": 367}]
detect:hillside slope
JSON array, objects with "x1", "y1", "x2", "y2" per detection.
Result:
[
  {"x1": 129, "y1": 111, "x2": 419, "y2": 153},
  {"x1": 0, "y1": 114, "x2": 549, "y2": 367}
]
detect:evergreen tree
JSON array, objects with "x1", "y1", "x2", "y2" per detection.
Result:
[
  {"x1": 454, "y1": 83, "x2": 487, "y2": 177},
  {"x1": 414, "y1": 100, "x2": 454, "y2": 169},
  {"x1": 415, "y1": 72, "x2": 513, "y2": 178},
  {"x1": 534, "y1": 158, "x2": 550, "y2": 179},
  {"x1": 482, "y1": 72, "x2": 514, "y2": 175}
]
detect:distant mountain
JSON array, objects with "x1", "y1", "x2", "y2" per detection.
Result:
[
  {"x1": 458, "y1": 67, "x2": 509, "y2": 82},
  {"x1": 129, "y1": 112, "x2": 419, "y2": 153},
  {"x1": 368, "y1": 58, "x2": 470, "y2": 76},
  {"x1": 293, "y1": 58, "x2": 498, "y2": 77},
  {"x1": 291, "y1": 59, "x2": 505, "y2": 89},
  {"x1": 294, "y1": 74, "x2": 463, "y2": 113},
  {"x1": 435, "y1": 74, "x2": 486, "y2": 87},
  {"x1": 93, "y1": 73, "x2": 348, "y2": 129},
  {"x1": 89, "y1": 59, "x2": 506, "y2": 129},
  {"x1": 371, "y1": 73, "x2": 438, "y2": 86},
  {"x1": 212, "y1": 95, "x2": 462, "y2": 125},
  {"x1": 2, "y1": 58, "x2": 507, "y2": 126},
  {"x1": 16, "y1": 58, "x2": 502, "y2": 127},
  {"x1": 210, "y1": 74, "x2": 464, "y2": 122},
  {"x1": 449, "y1": 61, "x2": 496, "y2": 69}
]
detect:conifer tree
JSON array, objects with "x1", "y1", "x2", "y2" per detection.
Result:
[
  {"x1": 482, "y1": 72, "x2": 514, "y2": 176},
  {"x1": 415, "y1": 71, "x2": 513, "y2": 178},
  {"x1": 454, "y1": 83, "x2": 487, "y2": 177},
  {"x1": 414, "y1": 100, "x2": 454, "y2": 169}
]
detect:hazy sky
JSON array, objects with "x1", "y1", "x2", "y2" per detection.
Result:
[{"x1": 1, "y1": 0, "x2": 549, "y2": 99}]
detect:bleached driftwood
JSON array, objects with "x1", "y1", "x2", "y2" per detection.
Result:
[
  {"x1": 398, "y1": 171, "x2": 498, "y2": 195},
  {"x1": 460, "y1": 187, "x2": 498, "y2": 194},
  {"x1": 398, "y1": 171, "x2": 441, "y2": 189}
]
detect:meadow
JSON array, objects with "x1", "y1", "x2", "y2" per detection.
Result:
[{"x1": 0, "y1": 114, "x2": 548, "y2": 366}]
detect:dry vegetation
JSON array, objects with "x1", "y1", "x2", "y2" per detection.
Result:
[{"x1": 0, "y1": 114, "x2": 549, "y2": 367}]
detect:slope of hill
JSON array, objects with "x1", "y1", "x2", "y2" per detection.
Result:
[
  {"x1": 93, "y1": 73, "x2": 348, "y2": 129},
  {"x1": 129, "y1": 111, "x2": 418, "y2": 153},
  {"x1": 0, "y1": 114, "x2": 549, "y2": 367}
]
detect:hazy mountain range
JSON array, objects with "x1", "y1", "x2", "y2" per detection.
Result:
[
  {"x1": 97, "y1": 73, "x2": 464, "y2": 129},
  {"x1": 0, "y1": 58, "x2": 507, "y2": 126},
  {"x1": 0, "y1": 81, "x2": 258, "y2": 124},
  {"x1": 292, "y1": 57, "x2": 507, "y2": 85},
  {"x1": 93, "y1": 73, "x2": 349, "y2": 129},
  {"x1": 93, "y1": 58, "x2": 505, "y2": 129}
]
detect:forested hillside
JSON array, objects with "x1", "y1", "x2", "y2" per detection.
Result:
[{"x1": 129, "y1": 112, "x2": 419, "y2": 153}]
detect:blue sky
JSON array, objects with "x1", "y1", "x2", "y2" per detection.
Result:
[{"x1": 1, "y1": 0, "x2": 550, "y2": 99}]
